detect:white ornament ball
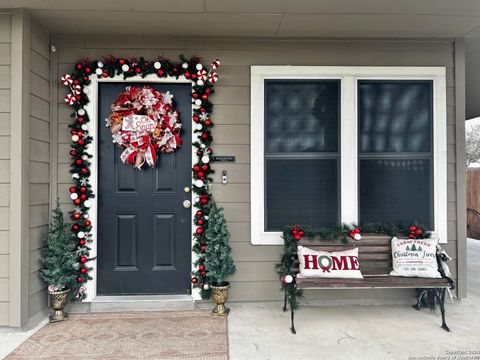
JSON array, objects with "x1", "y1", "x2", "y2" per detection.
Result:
[
  {"x1": 97, "y1": 61, "x2": 104, "y2": 68},
  {"x1": 83, "y1": 213, "x2": 89, "y2": 219},
  {"x1": 200, "y1": 143, "x2": 206, "y2": 149},
  {"x1": 203, "y1": 284, "x2": 209, "y2": 290},
  {"x1": 354, "y1": 233, "x2": 362, "y2": 241},
  {"x1": 81, "y1": 124, "x2": 88, "y2": 131},
  {"x1": 194, "y1": 197, "x2": 200, "y2": 203},
  {"x1": 77, "y1": 109, "x2": 86, "y2": 116},
  {"x1": 81, "y1": 155, "x2": 88, "y2": 160},
  {"x1": 84, "y1": 200, "x2": 92, "y2": 208},
  {"x1": 72, "y1": 173, "x2": 80, "y2": 179},
  {"x1": 77, "y1": 231, "x2": 85, "y2": 239},
  {"x1": 197, "y1": 79, "x2": 204, "y2": 86},
  {"x1": 71, "y1": 135, "x2": 79, "y2": 142},
  {"x1": 201, "y1": 156, "x2": 210, "y2": 164},
  {"x1": 182, "y1": 62, "x2": 189, "y2": 69},
  {"x1": 195, "y1": 99, "x2": 202, "y2": 106},
  {"x1": 196, "y1": 63, "x2": 203, "y2": 71},
  {"x1": 196, "y1": 124, "x2": 203, "y2": 131},
  {"x1": 283, "y1": 274, "x2": 294, "y2": 284},
  {"x1": 204, "y1": 215, "x2": 209, "y2": 220},
  {"x1": 153, "y1": 61, "x2": 161, "y2": 69},
  {"x1": 194, "y1": 180, "x2": 204, "y2": 188},
  {"x1": 70, "y1": 193, "x2": 78, "y2": 200},
  {"x1": 121, "y1": 64, "x2": 129, "y2": 72},
  {"x1": 82, "y1": 87, "x2": 90, "y2": 94},
  {"x1": 95, "y1": 68, "x2": 103, "y2": 75}
]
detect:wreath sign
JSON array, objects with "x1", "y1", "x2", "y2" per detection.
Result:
[
  {"x1": 106, "y1": 86, "x2": 182, "y2": 169},
  {"x1": 62, "y1": 55, "x2": 220, "y2": 299}
]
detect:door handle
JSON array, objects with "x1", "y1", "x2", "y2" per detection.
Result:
[{"x1": 183, "y1": 200, "x2": 191, "y2": 208}]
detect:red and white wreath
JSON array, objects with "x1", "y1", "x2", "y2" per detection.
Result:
[{"x1": 105, "y1": 85, "x2": 182, "y2": 169}]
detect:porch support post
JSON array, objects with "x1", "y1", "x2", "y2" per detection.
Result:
[
  {"x1": 9, "y1": 8, "x2": 30, "y2": 327},
  {"x1": 454, "y1": 38, "x2": 467, "y2": 298}
]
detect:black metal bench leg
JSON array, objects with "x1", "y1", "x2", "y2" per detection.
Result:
[
  {"x1": 413, "y1": 289, "x2": 428, "y2": 310},
  {"x1": 290, "y1": 304, "x2": 296, "y2": 334},
  {"x1": 283, "y1": 287, "x2": 288, "y2": 312},
  {"x1": 438, "y1": 288, "x2": 450, "y2": 332}
]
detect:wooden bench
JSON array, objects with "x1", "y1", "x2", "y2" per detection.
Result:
[{"x1": 283, "y1": 235, "x2": 455, "y2": 334}]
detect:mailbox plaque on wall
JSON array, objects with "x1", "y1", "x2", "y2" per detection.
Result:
[{"x1": 212, "y1": 155, "x2": 236, "y2": 162}]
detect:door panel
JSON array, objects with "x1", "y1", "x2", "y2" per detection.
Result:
[{"x1": 97, "y1": 82, "x2": 192, "y2": 295}]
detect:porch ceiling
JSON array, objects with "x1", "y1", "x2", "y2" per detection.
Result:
[{"x1": 1, "y1": 0, "x2": 480, "y2": 38}]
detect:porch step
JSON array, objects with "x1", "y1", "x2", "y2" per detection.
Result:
[{"x1": 89, "y1": 295, "x2": 195, "y2": 312}]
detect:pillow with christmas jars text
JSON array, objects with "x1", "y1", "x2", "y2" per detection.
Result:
[
  {"x1": 390, "y1": 236, "x2": 441, "y2": 278},
  {"x1": 297, "y1": 246, "x2": 363, "y2": 279}
]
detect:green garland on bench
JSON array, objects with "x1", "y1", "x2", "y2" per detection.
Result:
[{"x1": 275, "y1": 223, "x2": 431, "y2": 310}]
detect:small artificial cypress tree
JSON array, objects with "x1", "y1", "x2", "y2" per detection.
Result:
[
  {"x1": 40, "y1": 200, "x2": 78, "y2": 291},
  {"x1": 204, "y1": 202, "x2": 236, "y2": 286}
]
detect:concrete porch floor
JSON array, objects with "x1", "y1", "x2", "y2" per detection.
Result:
[{"x1": 1, "y1": 239, "x2": 479, "y2": 360}]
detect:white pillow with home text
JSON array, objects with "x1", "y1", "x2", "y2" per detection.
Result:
[{"x1": 297, "y1": 246, "x2": 363, "y2": 279}]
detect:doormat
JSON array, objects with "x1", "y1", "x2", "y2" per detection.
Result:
[{"x1": 6, "y1": 311, "x2": 228, "y2": 360}]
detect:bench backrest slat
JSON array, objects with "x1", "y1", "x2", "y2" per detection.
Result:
[{"x1": 295, "y1": 235, "x2": 393, "y2": 276}]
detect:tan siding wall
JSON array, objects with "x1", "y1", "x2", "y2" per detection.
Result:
[
  {"x1": 28, "y1": 19, "x2": 50, "y2": 318},
  {"x1": 56, "y1": 36, "x2": 458, "y2": 302},
  {"x1": 0, "y1": 13, "x2": 11, "y2": 326}
]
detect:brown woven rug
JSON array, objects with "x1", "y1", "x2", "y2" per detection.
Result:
[{"x1": 6, "y1": 311, "x2": 228, "y2": 360}]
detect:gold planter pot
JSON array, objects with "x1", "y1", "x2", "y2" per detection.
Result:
[
  {"x1": 210, "y1": 282, "x2": 231, "y2": 316},
  {"x1": 48, "y1": 288, "x2": 70, "y2": 323}
]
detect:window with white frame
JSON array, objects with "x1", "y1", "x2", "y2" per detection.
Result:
[{"x1": 250, "y1": 66, "x2": 447, "y2": 245}]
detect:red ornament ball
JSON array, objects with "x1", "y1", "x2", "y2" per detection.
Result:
[
  {"x1": 409, "y1": 225, "x2": 417, "y2": 232},
  {"x1": 102, "y1": 71, "x2": 109, "y2": 78},
  {"x1": 85, "y1": 220, "x2": 91, "y2": 227},
  {"x1": 157, "y1": 70, "x2": 164, "y2": 76},
  {"x1": 85, "y1": 67, "x2": 91, "y2": 74},
  {"x1": 69, "y1": 186, "x2": 77, "y2": 193},
  {"x1": 75, "y1": 159, "x2": 83, "y2": 165},
  {"x1": 204, "y1": 119, "x2": 212, "y2": 126},
  {"x1": 73, "y1": 213, "x2": 81, "y2": 220},
  {"x1": 193, "y1": 114, "x2": 199, "y2": 122},
  {"x1": 408, "y1": 233, "x2": 415, "y2": 239},
  {"x1": 135, "y1": 67, "x2": 141, "y2": 73},
  {"x1": 191, "y1": 278, "x2": 198, "y2": 284},
  {"x1": 77, "y1": 116, "x2": 84, "y2": 123},
  {"x1": 77, "y1": 139, "x2": 85, "y2": 146},
  {"x1": 80, "y1": 186, "x2": 87, "y2": 193},
  {"x1": 201, "y1": 245, "x2": 207, "y2": 252},
  {"x1": 205, "y1": 88, "x2": 211, "y2": 94},
  {"x1": 201, "y1": 271, "x2": 207, "y2": 277},
  {"x1": 201, "y1": 94, "x2": 208, "y2": 100},
  {"x1": 184, "y1": 72, "x2": 191, "y2": 78},
  {"x1": 193, "y1": 165, "x2": 200, "y2": 172},
  {"x1": 201, "y1": 165, "x2": 209, "y2": 171},
  {"x1": 80, "y1": 256, "x2": 88, "y2": 263},
  {"x1": 77, "y1": 277, "x2": 84, "y2": 283},
  {"x1": 76, "y1": 63, "x2": 82, "y2": 70},
  {"x1": 200, "y1": 198, "x2": 208, "y2": 204},
  {"x1": 72, "y1": 224, "x2": 79, "y2": 231},
  {"x1": 80, "y1": 194, "x2": 88, "y2": 200},
  {"x1": 74, "y1": 199, "x2": 81, "y2": 205},
  {"x1": 119, "y1": 58, "x2": 125, "y2": 65},
  {"x1": 197, "y1": 171, "x2": 205, "y2": 178},
  {"x1": 197, "y1": 219, "x2": 204, "y2": 225},
  {"x1": 81, "y1": 167, "x2": 89, "y2": 174},
  {"x1": 196, "y1": 210, "x2": 203, "y2": 217},
  {"x1": 415, "y1": 228, "x2": 423, "y2": 235},
  {"x1": 79, "y1": 239, "x2": 86, "y2": 246},
  {"x1": 70, "y1": 150, "x2": 77, "y2": 157},
  {"x1": 80, "y1": 267, "x2": 87, "y2": 274},
  {"x1": 201, "y1": 133, "x2": 208, "y2": 140},
  {"x1": 199, "y1": 264, "x2": 205, "y2": 271},
  {"x1": 196, "y1": 228, "x2": 204, "y2": 235},
  {"x1": 192, "y1": 93, "x2": 198, "y2": 99},
  {"x1": 299, "y1": 230, "x2": 305, "y2": 237}
]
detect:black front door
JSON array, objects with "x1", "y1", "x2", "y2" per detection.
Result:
[{"x1": 97, "y1": 82, "x2": 192, "y2": 295}]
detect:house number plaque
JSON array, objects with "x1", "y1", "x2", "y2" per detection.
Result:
[{"x1": 212, "y1": 155, "x2": 236, "y2": 162}]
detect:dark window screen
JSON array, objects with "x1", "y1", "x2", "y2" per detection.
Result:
[
  {"x1": 264, "y1": 80, "x2": 340, "y2": 231},
  {"x1": 359, "y1": 159, "x2": 432, "y2": 226},
  {"x1": 265, "y1": 80, "x2": 339, "y2": 153},
  {"x1": 358, "y1": 80, "x2": 433, "y2": 228},
  {"x1": 358, "y1": 81, "x2": 432, "y2": 153},
  {"x1": 266, "y1": 159, "x2": 338, "y2": 231}
]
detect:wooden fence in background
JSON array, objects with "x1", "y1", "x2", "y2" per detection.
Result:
[{"x1": 467, "y1": 168, "x2": 480, "y2": 212}]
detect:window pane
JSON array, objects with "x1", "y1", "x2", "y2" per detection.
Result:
[
  {"x1": 358, "y1": 81, "x2": 432, "y2": 153},
  {"x1": 265, "y1": 159, "x2": 339, "y2": 231},
  {"x1": 265, "y1": 80, "x2": 339, "y2": 153},
  {"x1": 359, "y1": 159, "x2": 432, "y2": 227}
]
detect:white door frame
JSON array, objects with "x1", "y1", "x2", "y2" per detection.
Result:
[{"x1": 82, "y1": 74, "x2": 201, "y2": 301}]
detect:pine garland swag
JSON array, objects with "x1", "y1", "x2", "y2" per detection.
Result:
[
  {"x1": 276, "y1": 223, "x2": 431, "y2": 310},
  {"x1": 63, "y1": 55, "x2": 221, "y2": 299}
]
